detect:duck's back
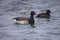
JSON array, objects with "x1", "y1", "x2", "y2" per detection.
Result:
[
  {"x1": 15, "y1": 17, "x2": 29, "y2": 21},
  {"x1": 37, "y1": 13, "x2": 50, "y2": 18}
]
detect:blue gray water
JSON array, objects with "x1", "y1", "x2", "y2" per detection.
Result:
[{"x1": 0, "y1": 0, "x2": 60, "y2": 40}]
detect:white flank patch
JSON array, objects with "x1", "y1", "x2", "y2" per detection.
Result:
[{"x1": 13, "y1": 19, "x2": 29, "y2": 24}]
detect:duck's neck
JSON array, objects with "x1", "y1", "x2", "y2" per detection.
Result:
[
  {"x1": 46, "y1": 12, "x2": 50, "y2": 15},
  {"x1": 30, "y1": 15, "x2": 34, "y2": 20},
  {"x1": 29, "y1": 15, "x2": 35, "y2": 27}
]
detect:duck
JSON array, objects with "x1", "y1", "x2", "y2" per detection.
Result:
[
  {"x1": 13, "y1": 11, "x2": 36, "y2": 28},
  {"x1": 36, "y1": 9, "x2": 51, "y2": 18}
]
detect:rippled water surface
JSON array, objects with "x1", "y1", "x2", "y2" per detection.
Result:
[{"x1": 0, "y1": 0, "x2": 60, "y2": 40}]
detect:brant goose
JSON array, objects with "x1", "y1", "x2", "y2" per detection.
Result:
[
  {"x1": 13, "y1": 11, "x2": 36, "y2": 27},
  {"x1": 36, "y1": 9, "x2": 51, "y2": 18}
]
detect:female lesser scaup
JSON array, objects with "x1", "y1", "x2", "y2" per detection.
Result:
[
  {"x1": 13, "y1": 11, "x2": 36, "y2": 28},
  {"x1": 36, "y1": 9, "x2": 51, "y2": 18}
]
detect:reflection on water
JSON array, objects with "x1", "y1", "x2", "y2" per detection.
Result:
[
  {"x1": 0, "y1": 0, "x2": 60, "y2": 40},
  {"x1": 47, "y1": 32, "x2": 60, "y2": 36}
]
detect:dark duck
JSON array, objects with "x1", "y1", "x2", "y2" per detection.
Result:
[{"x1": 36, "y1": 9, "x2": 51, "y2": 18}]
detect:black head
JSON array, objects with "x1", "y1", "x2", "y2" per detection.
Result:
[
  {"x1": 30, "y1": 11, "x2": 36, "y2": 15},
  {"x1": 46, "y1": 10, "x2": 51, "y2": 14}
]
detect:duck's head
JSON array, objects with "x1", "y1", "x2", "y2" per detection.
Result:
[
  {"x1": 30, "y1": 11, "x2": 36, "y2": 15},
  {"x1": 46, "y1": 10, "x2": 51, "y2": 14}
]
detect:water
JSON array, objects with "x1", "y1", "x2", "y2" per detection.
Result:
[{"x1": 0, "y1": 0, "x2": 60, "y2": 40}]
